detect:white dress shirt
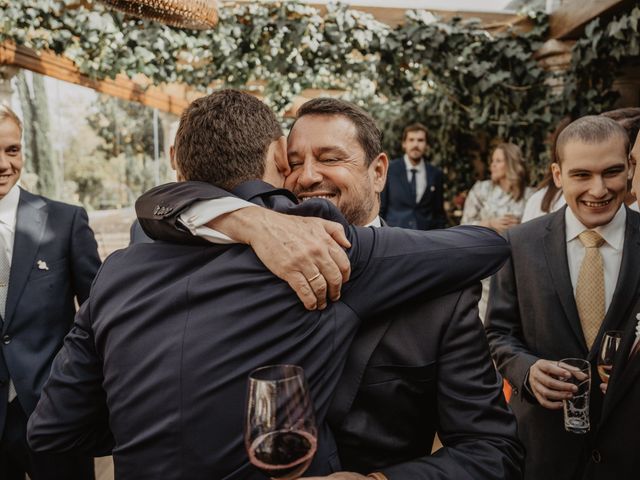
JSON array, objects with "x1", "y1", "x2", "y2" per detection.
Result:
[
  {"x1": 0, "y1": 185, "x2": 20, "y2": 402},
  {"x1": 0, "y1": 184, "x2": 19, "y2": 263},
  {"x1": 178, "y1": 197, "x2": 383, "y2": 242},
  {"x1": 565, "y1": 205, "x2": 626, "y2": 312},
  {"x1": 403, "y1": 155, "x2": 427, "y2": 203}
]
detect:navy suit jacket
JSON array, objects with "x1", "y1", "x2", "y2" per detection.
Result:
[
  {"x1": 28, "y1": 181, "x2": 509, "y2": 480},
  {"x1": 134, "y1": 182, "x2": 523, "y2": 479},
  {"x1": 380, "y1": 158, "x2": 447, "y2": 230},
  {"x1": 0, "y1": 188, "x2": 100, "y2": 434}
]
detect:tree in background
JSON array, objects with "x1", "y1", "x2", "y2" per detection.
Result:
[
  {"x1": 85, "y1": 95, "x2": 166, "y2": 208},
  {"x1": 16, "y1": 70, "x2": 61, "y2": 198}
]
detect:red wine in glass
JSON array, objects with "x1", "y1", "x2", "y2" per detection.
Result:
[
  {"x1": 248, "y1": 429, "x2": 317, "y2": 478},
  {"x1": 245, "y1": 365, "x2": 318, "y2": 480}
]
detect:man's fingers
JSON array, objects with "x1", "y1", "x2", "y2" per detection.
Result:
[
  {"x1": 533, "y1": 372, "x2": 577, "y2": 393},
  {"x1": 306, "y1": 272, "x2": 328, "y2": 310},
  {"x1": 323, "y1": 221, "x2": 351, "y2": 249},
  {"x1": 328, "y1": 244, "x2": 351, "y2": 286},
  {"x1": 536, "y1": 396, "x2": 565, "y2": 410},
  {"x1": 287, "y1": 273, "x2": 317, "y2": 311},
  {"x1": 532, "y1": 380, "x2": 573, "y2": 401},
  {"x1": 539, "y1": 361, "x2": 573, "y2": 380}
]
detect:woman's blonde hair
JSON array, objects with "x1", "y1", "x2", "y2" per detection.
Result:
[{"x1": 492, "y1": 142, "x2": 529, "y2": 201}]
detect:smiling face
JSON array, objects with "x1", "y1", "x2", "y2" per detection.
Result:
[
  {"x1": 552, "y1": 134, "x2": 629, "y2": 229},
  {"x1": 630, "y1": 130, "x2": 640, "y2": 205},
  {"x1": 402, "y1": 130, "x2": 427, "y2": 165},
  {"x1": 0, "y1": 118, "x2": 23, "y2": 199},
  {"x1": 286, "y1": 114, "x2": 388, "y2": 226}
]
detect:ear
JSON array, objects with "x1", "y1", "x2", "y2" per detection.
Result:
[
  {"x1": 551, "y1": 162, "x2": 562, "y2": 188},
  {"x1": 273, "y1": 136, "x2": 290, "y2": 177},
  {"x1": 370, "y1": 153, "x2": 389, "y2": 194},
  {"x1": 169, "y1": 145, "x2": 176, "y2": 171},
  {"x1": 169, "y1": 145, "x2": 186, "y2": 181}
]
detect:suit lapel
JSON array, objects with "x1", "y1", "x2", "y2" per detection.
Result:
[
  {"x1": 418, "y1": 163, "x2": 433, "y2": 204},
  {"x1": 327, "y1": 317, "x2": 392, "y2": 428},
  {"x1": 543, "y1": 208, "x2": 588, "y2": 354},
  {"x1": 4, "y1": 189, "x2": 47, "y2": 331},
  {"x1": 590, "y1": 208, "x2": 640, "y2": 360}
]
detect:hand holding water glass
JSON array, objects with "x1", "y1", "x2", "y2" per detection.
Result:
[{"x1": 558, "y1": 358, "x2": 591, "y2": 434}]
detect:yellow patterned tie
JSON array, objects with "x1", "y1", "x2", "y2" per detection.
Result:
[{"x1": 576, "y1": 230, "x2": 606, "y2": 349}]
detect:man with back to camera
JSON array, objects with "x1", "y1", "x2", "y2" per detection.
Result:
[
  {"x1": 485, "y1": 115, "x2": 640, "y2": 480},
  {"x1": 379, "y1": 123, "x2": 447, "y2": 230},
  {"x1": 0, "y1": 104, "x2": 100, "y2": 480},
  {"x1": 27, "y1": 90, "x2": 514, "y2": 479},
  {"x1": 134, "y1": 97, "x2": 524, "y2": 479}
]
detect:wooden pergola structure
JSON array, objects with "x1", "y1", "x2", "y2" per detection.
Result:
[{"x1": 0, "y1": 0, "x2": 634, "y2": 116}]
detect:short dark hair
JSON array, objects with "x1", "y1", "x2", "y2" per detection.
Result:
[
  {"x1": 295, "y1": 98, "x2": 382, "y2": 165},
  {"x1": 600, "y1": 107, "x2": 640, "y2": 149},
  {"x1": 174, "y1": 90, "x2": 283, "y2": 190},
  {"x1": 555, "y1": 115, "x2": 629, "y2": 165},
  {"x1": 402, "y1": 123, "x2": 428, "y2": 142}
]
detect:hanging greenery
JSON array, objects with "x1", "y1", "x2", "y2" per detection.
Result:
[{"x1": 1, "y1": 0, "x2": 639, "y2": 205}]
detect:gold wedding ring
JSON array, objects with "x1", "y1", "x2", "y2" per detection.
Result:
[{"x1": 307, "y1": 272, "x2": 322, "y2": 282}]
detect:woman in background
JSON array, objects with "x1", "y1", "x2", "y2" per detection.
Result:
[
  {"x1": 462, "y1": 142, "x2": 533, "y2": 232},
  {"x1": 522, "y1": 118, "x2": 572, "y2": 222},
  {"x1": 462, "y1": 142, "x2": 533, "y2": 321}
]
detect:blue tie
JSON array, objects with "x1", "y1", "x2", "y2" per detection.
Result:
[{"x1": 410, "y1": 168, "x2": 418, "y2": 202}]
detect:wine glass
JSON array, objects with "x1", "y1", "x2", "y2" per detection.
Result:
[
  {"x1": 598, "y1": 330, "x2": 623, "y2": 383},
  {"x1": 245, "y1": 365, "x2": 318, "y2": 480}
]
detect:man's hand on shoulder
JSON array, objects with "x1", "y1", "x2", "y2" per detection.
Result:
[
  {"x1": 210, "y1": 207, "x2": 351, "y2": 310},
  {"x1": 528, "y1": 359, "x2": 578, "y2": 410}
]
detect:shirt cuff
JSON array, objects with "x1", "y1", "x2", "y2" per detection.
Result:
[{"x1": 178, "y1": 197, "x2": 254, "y2": 244}]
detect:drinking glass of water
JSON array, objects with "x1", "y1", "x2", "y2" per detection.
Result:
[
  {"x1": 245, "y1": 365, "x2": 317, "y2": 479},
  {"x1": 558, "y1": 358, "x2": 591, "y2": 434}
]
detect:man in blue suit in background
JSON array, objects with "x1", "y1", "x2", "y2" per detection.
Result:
[
  {"x1": 380, "y1": 123, "x2": 447, "y2": 230},
  {"x1": 0, "y1": 104, "x2": 100, "y2": 479}
]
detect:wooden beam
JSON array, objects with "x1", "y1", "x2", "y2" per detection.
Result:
[
  {"x1": 549, "y1": 0, "x2": 632, "y2": 39},
  {"x1": 231, "y1": 1, "x2": 526, "y2": 29},
  {"x1": 0, "y1": 42, "x2": 196, "y2": 115}
]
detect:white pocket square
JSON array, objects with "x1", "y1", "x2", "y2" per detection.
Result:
[{"x1": 37, "y1": 260, "x2": 49, "y2": 271}]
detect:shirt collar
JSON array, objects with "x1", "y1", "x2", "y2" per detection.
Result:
[
  {"x1": 365, "y1": 216, "x2": 382, "y2": 228},
  {"x1": 0, "y1": 185, "x2": 20, "y2": 231},
  {"x1": 403, "y1": 155, "x2": 425, "y2": 173},
  {"x1": 565, "y1": 204, "x2": 626, "y2": 251}
]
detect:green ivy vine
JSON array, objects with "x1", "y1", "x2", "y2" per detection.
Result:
[{"x1": 0, "y1": 0, "x2": 639, "y2": 205}]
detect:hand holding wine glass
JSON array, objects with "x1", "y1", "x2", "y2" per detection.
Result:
[
  {"x1": 245, "y1": 365, "x2": 318, "y2": 480},
  {"x1": 598, "y1": 330, "x2": 623, "y2": 385}
]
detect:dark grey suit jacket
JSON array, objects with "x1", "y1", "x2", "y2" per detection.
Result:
[
  {"x1": 28, "y1": 181, "x2": 510, "y2": 480},
  {"x1": 0, "y1": 188, "x2": 101, "y2": 434},
  {"x1": 486, "y1": 206, "x2": 640, "y2": 480},
  {"x1": 583, "y1": 295, "x2": 640, "y2": 479}
]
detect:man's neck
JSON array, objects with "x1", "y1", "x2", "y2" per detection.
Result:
[{"x1": 405, "y1": 155, "x2": 423, "y2": 167}]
